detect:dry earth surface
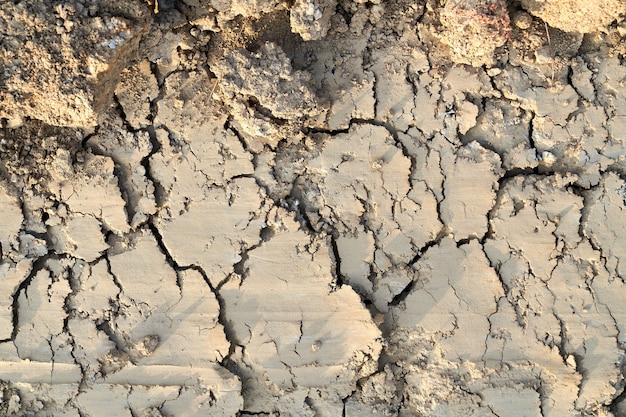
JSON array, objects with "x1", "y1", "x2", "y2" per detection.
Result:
[{"x1": 1, "y1": 0, "x2": 626, "y2": 416}]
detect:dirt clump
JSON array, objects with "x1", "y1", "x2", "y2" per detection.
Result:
[
  {"x1": 0, "y1": 0, "x2": 151, "y2": 128},
  {"x1": 434, "y1": 0, "x2": 511, "y2": 66},
  {"x1": 521, "y1": 0, "x2": 626, "y2": 33}
]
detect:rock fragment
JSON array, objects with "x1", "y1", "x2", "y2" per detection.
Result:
[
  {"x1": 290, "y1": 0, "x2": 337, "y2": 41},
  {"x1": 203, "y1": 0, "x2": 284, "y2": 22}
]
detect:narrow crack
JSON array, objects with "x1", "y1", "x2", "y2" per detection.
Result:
[
  {"x1": 389, "y1": 279, "x2": 415, "y2": 307},
  {"x1": 143, "y1": 125, "x2": 167, "y2": 209},
  {"x1": 329, "y1": 235, "x2": 345, "y2": 288},
  {"x1": 407, "y1": 227, "x2": 449, "y2": 266}
]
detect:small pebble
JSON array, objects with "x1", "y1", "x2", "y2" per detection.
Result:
[{"x1": 513, "y1": 12, "x2": 533, "y2": 30}]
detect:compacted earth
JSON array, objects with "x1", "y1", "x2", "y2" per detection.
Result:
[{"x1": 1, "y1": 0, "x2": 626, "y2": 416}]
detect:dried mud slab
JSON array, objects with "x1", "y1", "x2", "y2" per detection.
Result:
[
  {"x1": 221, "y1": 208, "x2": 381, "y2": 414},
  {"x1": 1, "y1": 0, "x2": 626, "y2": 416},
  {"x1": 484, "y1": 174, "x2": 623, "y2": 412}
]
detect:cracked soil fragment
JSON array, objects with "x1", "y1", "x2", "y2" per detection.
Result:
[{"x1": 1, "y1": 0, "x2": 626, "y2": 416}]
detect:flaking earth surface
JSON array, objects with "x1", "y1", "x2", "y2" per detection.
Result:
[{"x1": 1, "y1": 1, "x2": 626, "y2": 416}]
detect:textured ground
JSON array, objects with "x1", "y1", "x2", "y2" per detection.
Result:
[{"x1": 1, "y1": 0, "x2": 626, "y2": 416}]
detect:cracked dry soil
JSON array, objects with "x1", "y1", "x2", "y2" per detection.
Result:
[{"x1": 1, "y1": 0, "x2": 626, "y2": 416}]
